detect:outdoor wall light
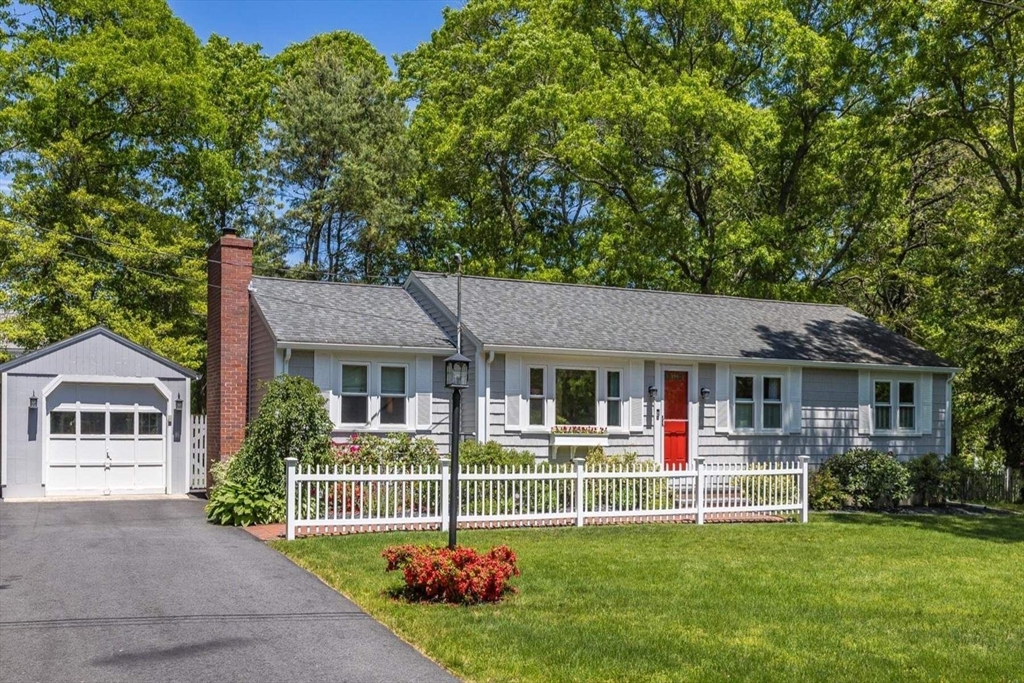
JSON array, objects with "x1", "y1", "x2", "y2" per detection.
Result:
[
  {"x1": 700, "y1": 387, "x2": 711, "y2": 401},
  {"x1": 647, "y1": 385, "x2": 658, "y2": 400},
  {"x1": 29, "y1": 392, "x2": 38, "y2": 409},
  {"x1": 175, "y1": 394, "x2": 184, "y2": 411}
]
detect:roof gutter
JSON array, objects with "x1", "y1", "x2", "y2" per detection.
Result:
[{"x1": 275, "y1": 341, "x2": 454, "y2": 354}]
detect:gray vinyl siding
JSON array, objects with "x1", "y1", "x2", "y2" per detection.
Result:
[
  {"x1": 248, "y1": 310, "x2": 276, "y2": 420},
  {"x1": 404, "y1": 278, "x2": 475, "y2": 445},
  {"x1": 697, "y1": 365, "x2": 949, "y2": 464},
  {"x1": 8, "y1": 333, "x2": 185, "y2": 378},
  {"x1": 1, "y1": 333, "x2": 192, "y2": 498}
]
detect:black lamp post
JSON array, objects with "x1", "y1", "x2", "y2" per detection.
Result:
[{"x1": 444, "y1": 254, "x2": 469, "y2": 550}]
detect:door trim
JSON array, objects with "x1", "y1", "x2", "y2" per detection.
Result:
[
  {"x1": 655, "y1": 364, "x2": 698, "y2": 469},
  {"x1": 41, "y1": 375, "x2": 173, "y2": 494}
]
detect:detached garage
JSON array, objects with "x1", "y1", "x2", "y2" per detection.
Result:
[{"x1": 0, "y1": 327, "x2": 198, "y2": 499}]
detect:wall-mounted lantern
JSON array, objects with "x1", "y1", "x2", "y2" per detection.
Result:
[
  {"x1": 700, "y1": 387, "x2": 711, "y2": 402},
  {"x1": 175, "y1": 394, "x2": 184, "y2": 411},
  {"x1": 29, "y1": 392, "x2": 38, "y2": 409}
]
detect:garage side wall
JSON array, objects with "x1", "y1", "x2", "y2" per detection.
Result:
[
  {"x1": 3, "y1": 373, "x2": 48, "y2": 497},
  {"x1": 1, "y1": 333, "x2": 192, "y2": 499}
]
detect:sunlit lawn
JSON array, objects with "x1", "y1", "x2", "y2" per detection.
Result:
[{"x1": 271, "y1": 514, "x2": 1024, "y2": 683}]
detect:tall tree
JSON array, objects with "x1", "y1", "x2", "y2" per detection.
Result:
[
  {"x1": 268, "y1": 36, "x2": 417, "y2": 282},
  {"x1": 0, "y1": 0, "x2": 215, "y2": 366}
]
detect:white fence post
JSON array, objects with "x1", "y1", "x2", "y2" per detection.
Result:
[
  {"x1": 285, "y1": 457, "x2": 297, "y2": 541},
  {"x1": 695, "y1": 456, "x2": 706, "y2": 525},
  {"x1": 799, "y1": 456, "x2": 810, "y2": 523},
  {"x1": 574, "y1": 458, "x2": 586, "y2": 527},
  {"x1": 440, "y1": 458, "x2": 451, "y2": 532}
]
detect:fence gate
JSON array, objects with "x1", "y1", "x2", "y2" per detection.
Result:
[{"x1": 190, "y1": 414, "x2": 207, "y2": 491}]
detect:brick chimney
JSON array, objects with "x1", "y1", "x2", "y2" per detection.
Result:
[{"x1": 206, "y1": 229, "x2": 253, "y2": 488}]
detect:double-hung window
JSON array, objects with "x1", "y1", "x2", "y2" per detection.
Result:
[
  {"x1": 898, "y1": 382, "x2": 916, "y2": 430},
  {"x1": 762, "y1": 377, "x2": 783, "y2": 430},
  {"x1": 734, "y1": 376, "x2": 755, "y2": 430},
  {"x1": 606, "y1": 370, "x2": 622, "y2": 428},
  {"x1": 873, "y1": 379, "x2": 916, "y2": 433},
  {"x1": 341, "y1": 364, "x2": 370, "y2": 425},
  {"x1": 379, "y1": 366, "x2": 407, "y2": 425},
  {"x1": 528, "y1": 367, "x2": 545, "y2": 427},
  {"x1": 734, "y1": 373, "x2": 784, "y2": 432}
]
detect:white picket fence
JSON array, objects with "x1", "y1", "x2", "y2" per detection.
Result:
[
  {"x1": 284, "y1": 456, "x2": 810, "y2": 540},
  {"x1": 190, "y1": 415, "x2": 207, "y2": 491}
]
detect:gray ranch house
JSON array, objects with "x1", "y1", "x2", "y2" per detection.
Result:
[{"x1": 205, "y1": 232, "x2": 955, "y2": 480}]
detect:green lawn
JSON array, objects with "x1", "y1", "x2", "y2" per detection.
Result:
[{"x1": 271, "y1": 515, "x2": 1024, "y2": 683}]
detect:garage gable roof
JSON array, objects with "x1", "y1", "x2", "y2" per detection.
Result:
[{"x1": 0, "y1": 326, "x2": 200, "y2": 379}]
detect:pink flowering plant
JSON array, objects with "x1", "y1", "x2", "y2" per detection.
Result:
[{"x1": 383, "y1": 544, "x2": 520, "y2": 604}]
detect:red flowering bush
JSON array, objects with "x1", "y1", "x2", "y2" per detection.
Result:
[{"x1": 382, "y1": 544, "x2": 520, "y2": 604}]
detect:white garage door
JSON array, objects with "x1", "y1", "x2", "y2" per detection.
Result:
[{"x1": 46, "y1": 383, "x2": 168, "y2": 496}]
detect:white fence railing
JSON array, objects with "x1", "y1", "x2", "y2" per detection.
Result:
[
  {"x1": 190, "y1": 414, "x2": 207, "y2": 491},
  {"x1": 285, "y1": 456, "x2": 809, "y2": 540}
]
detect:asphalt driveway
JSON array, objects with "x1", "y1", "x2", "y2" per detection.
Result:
[{"x1": 0, "y1": 497, "x2": 458, "y2": 683}]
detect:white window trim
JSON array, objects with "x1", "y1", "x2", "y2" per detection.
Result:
[
  {"x1": 526, "y1": 365, "x2": 547, "y2": 429},
  {"x1": 871, "y1": 377, "x2": 920, "y2": 436},
  {"x1": 731, "y1": 371, "x2": 786, "y2": 435},
  {"x1": 339, "y1": 361, "x2": 371, "y2": 429},
  {"x1": 761, "y1": 375, "x2": 784, "y2": 432},
  {"x1": 606, "y1": 368, "x2": 624, "y2": 430},
  {"x1": 518, "y1": 361, "x2": 628, "y2": 434},
  {"x1": 337, "y1": 360, "x2": 416, "y2": 432},
  {"x1": 378, "y1": 363, "x2": 411, "y2": 429}
]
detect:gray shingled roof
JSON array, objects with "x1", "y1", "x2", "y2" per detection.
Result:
[
  {"x1": 250, "y1": 277, "x2": 454, "y2": 350},
  {"x1": 411, "y1": 272, "x2": 950, "y2": 367}
]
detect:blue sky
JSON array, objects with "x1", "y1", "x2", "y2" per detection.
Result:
[{"x1": 168, "y1": 0, "x2": 461, "y2": 63}]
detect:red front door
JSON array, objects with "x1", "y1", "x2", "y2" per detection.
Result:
[{"x1": 664, "y1": 371, "x2": 689, "y2": 470}]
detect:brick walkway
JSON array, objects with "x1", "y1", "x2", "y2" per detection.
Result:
[{"x1": 245, "y1": 513, "x2": 789, "y2": 541}]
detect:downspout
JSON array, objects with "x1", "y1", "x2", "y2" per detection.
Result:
[
  {"x1": 283, "y1": 347, "x2": 292, "y2": 375},
  {"x1": 945, "y1": 372, "x2": 955, "y2": 458},
  {"x1": 483, "y1": 350, "x2": 495, "y2": 442}
]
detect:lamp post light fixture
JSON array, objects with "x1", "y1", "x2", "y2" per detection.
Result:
[{"x1": 445, "y1": 253, "x2": 468, "y2": 550}]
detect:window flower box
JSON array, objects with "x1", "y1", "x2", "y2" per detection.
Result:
[{"x1": 551, "y1": 425, "x2": 607, "y2": 435}]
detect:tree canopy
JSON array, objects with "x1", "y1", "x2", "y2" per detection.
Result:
[{"x1": 0, "y1": 0, "x2": 1020, "y2": 465}]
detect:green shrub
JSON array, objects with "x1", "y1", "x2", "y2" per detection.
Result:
[
  {"x1": 205, "y1": 476, "x2": 285, "y2": 526},
  {"x1": 821, "y1": 449, "x2": 911, "y2": 510},
  {"x1": 227, "y1": 375, "x2": 335, "y2": 488},
  {"x1": 458, "y1": 440, "x2": 535, "y2": 467},
  {"x1": 207, "y1": 376, "x2": 334, "y2": 525},
  {"x1": 809, "y1": 469, "x2": 846, "y2": 510},
  {"x1": 585, "y1": 447, "x2": 643, "y2": 468},
  {"x1": 907, "y1": 453, "x2": 947, "y2": 506},
  {"x1": 334, "y1": 432, "x2": 439, "y2": 468}
]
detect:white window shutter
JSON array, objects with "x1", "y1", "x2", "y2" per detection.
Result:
[
  {"x1": 920, "y1": 372, "x2": 933, "y2": 434},
  {"x1": 505, "y1": 354, "x2": 522, "y2": 431},
  {"x1": 787, "y1": 367, "x2": 803, "y2": 434},
  {"x1": 629, "y1": 359, "x2": 645, "y2": 432},
  {"x1": 415, "y1": 355, "x2": 433, "y2": 430},
  {"x1": 858, "y1": 370, "x2": 872, "y2": 435},
  {"x1": 715, "y1": 364, "x2": 731, "y2": 433}
]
